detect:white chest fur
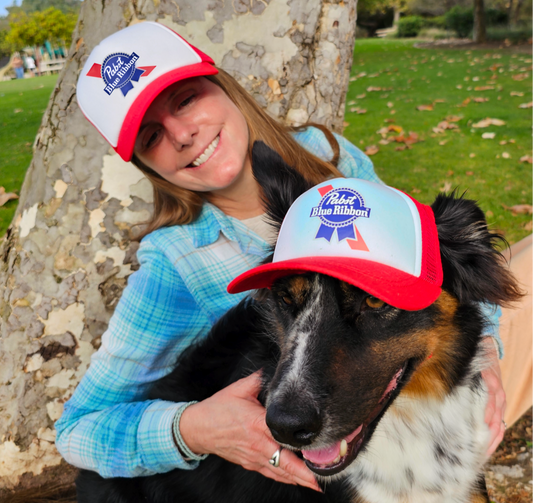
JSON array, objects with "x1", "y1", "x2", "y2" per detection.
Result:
[{"x1": 344, "y1": 373, "x2": 489, "y2": 503}]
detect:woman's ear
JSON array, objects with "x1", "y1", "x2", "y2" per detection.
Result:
[
  {"x1": 431, "y1": 192, "x2": 523, "y2": 307},
  {"x1": 251, "y1": 141, "x2": 313, "y2": 228}
]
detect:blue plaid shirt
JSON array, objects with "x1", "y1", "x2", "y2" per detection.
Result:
[{"x1": 54, "y1": 128, "x2": 500, "y2": 477}]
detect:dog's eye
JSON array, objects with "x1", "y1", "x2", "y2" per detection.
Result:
[
  {"x1": 281, "y1": 295, "x2": 293, "y2": 306},
  {"x1": 364, "y1": 296, "x2": 385, "y2": 309}
]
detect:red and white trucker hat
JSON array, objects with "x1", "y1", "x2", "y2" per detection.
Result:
[
  {"x1": 76, "y1": 22, "x2": 218, "y2": 162},
  {"x1": 228, "y1": 179, "x2": 443, "y2": 311}
]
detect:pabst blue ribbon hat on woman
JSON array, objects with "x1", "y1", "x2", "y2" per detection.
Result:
[
  {"x1": 228, "y1": 179, "x2": 443, "y2": 311},
  {"x1": 76, "y1": 21, "x2": 218, "y2": 162}
]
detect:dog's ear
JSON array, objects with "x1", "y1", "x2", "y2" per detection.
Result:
[
  {"x1": 431, "y1": 192, "x2": 522, "y2": 306},
  {"x1": 251, "y1": 141, "x2": 314, "y2": 228}
]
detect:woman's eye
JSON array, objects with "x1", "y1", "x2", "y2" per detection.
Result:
[
  {"x1": 145, "y1": 129, "x2": 161, "y2": 150},
  {"x1": 364, "y1": 296, "x2": 385, "y2": 309},
  {"x1": 174, "y1": 93, "x2": 195, "y2": 111}
]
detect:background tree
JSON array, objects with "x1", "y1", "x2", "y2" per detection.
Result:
[
  {"x1": 473, "y1": 0, "x2": 487, "y2": 42},
  {"x1": 0, "y1": 0, "x2": 359, "y2": 493},
  {"x1": 5, "y1": 7, "x2": 77, "y2": 50}
]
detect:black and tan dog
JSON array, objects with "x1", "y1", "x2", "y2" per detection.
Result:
[{"x1": 77, "y1": 142, "x2": 521, "y2": 503}]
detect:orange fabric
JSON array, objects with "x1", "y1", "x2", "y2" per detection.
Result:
[{"x1": 499, "y1": 234, "x2": 532, "y2": 426}]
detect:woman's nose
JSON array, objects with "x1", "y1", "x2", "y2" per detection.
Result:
[{"x1": 163, "y1": 116, "x2": 198, "y2": 151}]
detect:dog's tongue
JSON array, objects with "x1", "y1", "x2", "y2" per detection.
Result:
[{"x1": 302, "y1": 441, "x2": 341, "y2": 464}]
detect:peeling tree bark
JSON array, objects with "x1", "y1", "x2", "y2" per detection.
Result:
[
  {"x1": 0, "y1": 0, "x2": 358, "y2": 489},
  {"x1": 473, "y1": 0, "x2": 486, "y2": 43}
]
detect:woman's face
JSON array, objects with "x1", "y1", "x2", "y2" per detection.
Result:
[{"x1": 134, "y1": 77, "x2": 251, "y2": 198}]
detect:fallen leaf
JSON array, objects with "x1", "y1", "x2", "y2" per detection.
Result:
[
  {"x1": 440, "y1": 181, "x2": 453, "y2": 192},
  {"x1": 520, "y1": 155, "x2": 532, "y2": 163},
  {"x1": 512, "y1": 73, "x2": 528, "y2": 81},
  {"x1": 437, "y1": 121, "x2": 459, "y2": 130},
  {"x1": 466, "y1": 170, "x2": 474, "y2": 174},
  {"x1": 474, "y1": 86, "x2": 494, "y2": 91},
  {"x1": 13, "y1": 108, "x2": 23, "y2": 113},
  {"x1": 347, "y1": 100, "x2": 356, "y2": 105},
  {"x1": 433, "y1": 99, "x2": 445, "y2": 103},
  {"x1": 446, "y1": 115, "x2": 463, "y2": 122},
  {"x1": 367, "y1": 86, "x2": 382, "y2": 92},
  {"x1": 502, "y1": 152, "x2": 511, "y2": 159},
  {"x1": 472, "y1": 118, "x2": 506, "y2": 128},
  {"x1": 364, "y1": 145, "x2": 379, "y2": 156},
  {"x1": 519, "y1": 102, "x2": 533, "y2": 108},
  {"x1": 509, "y1": 139, "x2": 516, "y2": 143},
  {"x1": 473, "y1": 97, "x2": 489, "y2": 102},
  {"x1": 439, "y1": 140, "x2": 449, "y2": 145},
  {"x1": 343, "y1": 121, "x2": 350, "y2": 127},
  {"x1": 384, "y1": 119, "x2": 395, "y2": 123},
  {"x1": 349, "y1": 107, "x2": 360, "y2": 113},
  {"x1": 469, "y1": 153, "x2": 475, "y2": 158},
  {"x1": 0, "y1": 187, "x2": 19, "y2": 206},
  {"x1": 482, "y1": 132, "x2": 496, "y2": 139},
  {"x1": 417, "y1": 104, "x2": 433, "y2": 111},
  {"x1": 500, "y1": 140, "x2": 508, "y2": 145},
  {"x1": 510, "y1": 91, "x2": 524, "y2": 96},
  {"x1": 502, "y1": 204, "x2": 533, "y2": 215},
  {"x1": 524, "y1": 221, "x2": 533, "y2": 231},
  {"x1": 356, "y1": 93, "x2": 366, "y2": 99},
  {"x1": 357, "y1": 109, "x2": 367, "y2": 114},
  {"x1": 357, "y1": 72, "x2": 367, "y2": 78},
  {"x1": 456, "y1": 85, "x2": 463, "y2": 89},
  {"x1": 433, "y1": 127, "x2": 445, "y2": 134},
  {"x1": 387, "y1": 102, "x2": 394, "y2": 108},
  {"x1": 395, "y1": 145, "x2": 408, "y2": 151},
  {"x1": 411, "y1": 188, "x2": 421, "y2": 193},
  {"x1": 378, "y1": 139, "x2": 390, "y2": 145}
]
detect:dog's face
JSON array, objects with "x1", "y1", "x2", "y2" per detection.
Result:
[
  {"x1": 250, "y1": 140, "x2": 521, "y2": 479},
  {"x1": 262, "y1": 273, "x2": 464, "y2": 476}
]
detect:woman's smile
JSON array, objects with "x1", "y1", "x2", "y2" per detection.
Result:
[{"x1": 190, "y1": 134, "x2": 220, "y2": 167}]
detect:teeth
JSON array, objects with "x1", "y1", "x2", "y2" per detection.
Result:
[
  {"x1": 340, "y1": 439, "x2": 348, "y2": 457},
  {"x1": 332, "y1": 455, "x2": 341, "y2": 464},
  {"x1": 192, "y1": 135, "x2": 219, "y2": 167}
]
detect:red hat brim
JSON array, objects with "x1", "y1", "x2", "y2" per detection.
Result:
[{"x1": 227, "y1": 256, "x2": 442, "y2": 311}]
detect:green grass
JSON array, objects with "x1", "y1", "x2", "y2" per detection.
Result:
[
  {"x1": 344, "y1": 38, "x2": 532, "y2": 245},
  {"x1": 0, "y1": 75, "x2": 58, "y2": 236}
]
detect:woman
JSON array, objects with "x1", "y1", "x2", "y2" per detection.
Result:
[{"x1": 55, "y1": 21, "x2": 506, "y2": 490}]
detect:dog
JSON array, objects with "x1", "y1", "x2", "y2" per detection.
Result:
[{"x1": 76, "y1": 142, "x2": 521, "y2": 503}]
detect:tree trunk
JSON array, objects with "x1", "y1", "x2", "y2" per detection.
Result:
[
  {"x1": 0, "y1": 0, "x2": 358, "y2": 491},
  {"x1": 512, "y1": 0, "x2": 525, "y2": 26},
  {"x1": 473, "y1": 0, "x2": 486, "y2": 43}
]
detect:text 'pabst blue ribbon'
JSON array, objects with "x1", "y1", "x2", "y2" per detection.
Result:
[
  {"x1": 102, "y1": 52, "x2": 144, "y2": 97},
  {"x1": 310, "y1": 186, "x2": 371, "y2": 242}
]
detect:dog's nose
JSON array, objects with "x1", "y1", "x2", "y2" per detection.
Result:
[{"x1": 266, "y1": 402, "x2": 322, "y2": 447}]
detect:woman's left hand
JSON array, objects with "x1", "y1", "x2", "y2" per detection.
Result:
[{"x1": 481, "y1": 337, "x2": 507, "y2": 459}]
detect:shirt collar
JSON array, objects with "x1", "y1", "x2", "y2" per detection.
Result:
[{"x1": 188, "y1": 203, "x2": 273, "y2": 257}]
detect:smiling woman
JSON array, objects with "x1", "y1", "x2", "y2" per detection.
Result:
[{"x1": 53, "y1": 20, "x2": 508, "y2": 500}]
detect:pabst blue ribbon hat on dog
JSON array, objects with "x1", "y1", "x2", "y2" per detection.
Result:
[
  {"x1": 76, "y1": 22, "x2": 218, "y2": 162},
  {"x1": 228, "y1": 179, "x2": 443, "y2": 311}
]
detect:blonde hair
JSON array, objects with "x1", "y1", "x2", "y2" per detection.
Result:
[{"x1": 132, "y1": 68, "x2": 343, "y2": 238}]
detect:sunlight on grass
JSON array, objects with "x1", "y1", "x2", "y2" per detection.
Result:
[
  {"x1": 344, "y1": 39, "x2": 532, "y2": 245},
  {"x1": 0, "y1": 75, "x2": 58, "y2": 236}
]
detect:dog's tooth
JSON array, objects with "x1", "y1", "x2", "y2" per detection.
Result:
[
  {"x1": 340, "y1": 439, "x2": 348, "y2": 457},
  {"x1": 332, "y1": 455, "x2": 341, "y2": 464}
]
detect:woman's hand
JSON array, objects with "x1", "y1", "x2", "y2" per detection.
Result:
[
  {"x1": 481, "y1": 337, "x2": 507, "y2": 459},
  {"x1": 179, "y1": 372, "x2": 321, "y2": 492}
]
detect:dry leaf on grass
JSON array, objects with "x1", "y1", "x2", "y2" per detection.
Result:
[
  {"x1": 473, "y1": 97, "x2": 489, "y2": 103},
  {"x1": 439, "y1": 140, "x2": 449, "y2": 146},
  {"x1": 367, "y1": 86, "x2": 381, "y2": 92},
  {"x1": 364, "y1": 145, "x2": 379, "y2": 156},
  {"x1": 524, "y1": 221, "x2": 533, "y2": 231},
  {"x1": 356, "y1": 93, "x2": 366, "y2": 99},
  {"x1": 482, "y1": 132, "x2": 496, "y2": 139},
  {"x1": 446, "y1": 115, "x2": 463, "y2": 122},
  {"x1": 518, "y1": 102, "x2": 533, "y2": 109},
  {"x1": 474, "y1": 86, "x2": 494, "y2": 91},
  {"x1": 502, "y1": 204, "x2": 533, "y2": 215},
  {"x1": 13, "y1": 108, "x2": 23, "y2": 113},
  {"x1": 417, "y1": 104, "x2": 434, "y2": 111},
  {"x1": 357, "y1": 109, "x2": 367, "y2": 115},
  {"x1": 395, "y1": 132, "x2": 420, "y2": 145},
  {"x1": 440, "y1": 181, "x2": 453, "y2": 192},
  {"x1": 520, "y1": 155, "x2": 532, "y2": 163},
  {"x1": 472, "y1": 118, "x2": 506, "y2": 128},
  {"x1": 0, "y1": 187, "x2": 19, "y2": 206},
  {"x1": 510, "y1": 91, "x2": 524, "y2": 96},
  {"x1": 512, "y1": 73, "x2": 529, "y2": 81},
  {"x1": 502, "y1": 152, "x2": 511, "y2": 159}
]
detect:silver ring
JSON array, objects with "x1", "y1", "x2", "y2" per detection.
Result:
[
  {"x1": 269, "y1": 448, "x2": 281, "y2": 468},
  {"x1": 502, "y1": 420, "x2": 507, "y2": 430}
]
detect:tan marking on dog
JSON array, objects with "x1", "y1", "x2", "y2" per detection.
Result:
[
  {"x1": 286, "y1": 275, "x2": 311, "y2": 305},
  {"x1": 401, "y1": 291, "x2": 461, "y2": 400},
  {"x1": 470, "y1": 492, "x2": 490, "y2": 503}
]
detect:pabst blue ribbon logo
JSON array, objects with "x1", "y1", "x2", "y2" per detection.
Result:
[
  {"x1": 310, "y1": 185, "x2": 370, "y2": 251},
  {"x1": 86, "y1": 53, "x2": 156, "y2": 97}
]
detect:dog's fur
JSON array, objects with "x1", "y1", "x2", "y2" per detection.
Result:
[{"x1": 76, "y1": 142, "x2": 521, "y2": 503}]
